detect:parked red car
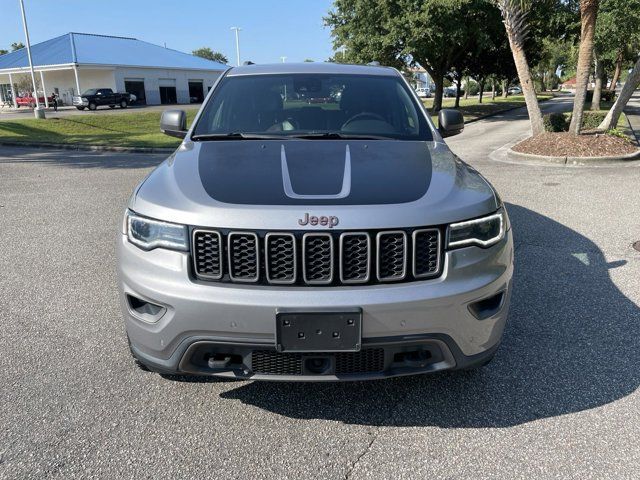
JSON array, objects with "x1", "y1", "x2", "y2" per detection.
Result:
[{"x1": 15, "y1": 94, "x2": 53, "y2": 108}]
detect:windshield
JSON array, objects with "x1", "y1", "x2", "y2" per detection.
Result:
[
  {"x1": 193, "y1": 73, "x2": 432, "y2": 140},
  {"x1": 81, "y1": 89, "x2": 97, "y2": 96}
]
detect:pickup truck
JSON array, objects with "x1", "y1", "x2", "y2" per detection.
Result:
[
  {"x1": 72, "y1": 88, "x2": 135, "y2": 111},
  {"x1": 16, "y1": 94, "x2": 54, "y2": 108}
]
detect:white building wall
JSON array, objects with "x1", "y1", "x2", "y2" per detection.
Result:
[
  {"x1": 37, "y1": 68, "x2": 116, "y2": 106},
  {"x1": 114, "y1": 67, "x2": 223, "y2": 105}
]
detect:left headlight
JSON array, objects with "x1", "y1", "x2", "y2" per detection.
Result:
[
  {"x1": 447, "y1": 209, "x2": 507, "y2": 249},
  {"x1": 126, "y1": 210, "x2": 188, "y2": 251}
]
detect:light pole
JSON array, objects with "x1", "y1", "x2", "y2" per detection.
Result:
[
  {"x1": 19, "y1": 0, "x2": 44, "y2": 118},
  {"x1": 230, "y1": 27, "x2": 241, "y2": 66},
  {"x1": 280, "y1": 56, "x2": 287, "y2": 63}
]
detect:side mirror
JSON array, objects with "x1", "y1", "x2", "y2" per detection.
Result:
[
  {"x1": 438, "y1": 109, "x2": 464, "y2": 138},
  {"x1": 160, "y1": 109, "x2": 187, "y2": 139}
]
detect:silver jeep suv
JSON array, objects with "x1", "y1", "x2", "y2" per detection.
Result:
[{"x1": 117, "y1": 62, "x2": 513, "y2": 381}]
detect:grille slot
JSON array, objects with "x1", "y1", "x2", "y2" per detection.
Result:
[
  {"x1": 265, "y1": 233, "x2": 296, "y2": 284},
  {"x1": 376, "y1": 231, "x2": 407, "y2": 281},
  {"x1": 302, "y1": 233, "x2": 334, "y2": 285},
  {"x1": 413, "y1": 229, "x2": 441, "y2": 278},
  {"x1": 192, "y1": 230, "x2": 223, "y2": 279},
  {"x1": 227, "y1": 232, "x2": 259, "y2": 282},
  {"x1": 340, "y1": 233, "x2": 370, "y2": 284}
]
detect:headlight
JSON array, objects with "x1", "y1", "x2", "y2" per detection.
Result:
[
  {"x1": 126, "y1": 211, "x2": 188, "y2": 251},
  {"x1": 447, "y1": 209, "x2": 506, "y2": 249}
]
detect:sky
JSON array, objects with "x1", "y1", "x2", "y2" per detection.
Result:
[{"x1": 0, "y1": 0, "x2": 337, "y2": 64}]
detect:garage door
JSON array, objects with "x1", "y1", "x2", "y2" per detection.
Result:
[
  {"x1": 188, "y1": 80, "x2": 204, "y2": 103},
  {"x1": 158, "y1": 78, "x2": 177, "y2": 104},
  {"x1": 124, "y1": 79, "x2": 146, "y2": 105}
]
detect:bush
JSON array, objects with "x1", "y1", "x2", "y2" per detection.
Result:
[
  {"x1": 465, "y1": 79, "x2": 479, "y2": 96},
  {"x1": 543, "y1": 111, "x2": 607, "y2": 132},
  {"x1": 580, "y1": 111, "x2": 606, "y2": 130},
  {"x1": 543, "y1": 113, "x2": 569, "y2": 132}
]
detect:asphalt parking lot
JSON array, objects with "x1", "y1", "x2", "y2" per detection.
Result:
[{"x1": 1, "y1": 98, "x2": 639, "y2": 479}]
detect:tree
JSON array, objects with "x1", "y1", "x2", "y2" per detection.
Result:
[
  {"x1": 0, "y1": 49, "x2": 7, "y2": 55},
  {"x1": 568, "y1": 0, "x2": 599, "y2": 134},
  {"x1": 192, "y1": 47, "x2": 228, "y2": 64},
  {"x1": 325, "y1": 0, "x2": 493, "y2": 112},
  {"x1": 304, "y1": 58, "x2": 315, "y2": 62},
  {"x1": 11, "y1": 42, "x2": 24, "y2": 51},
  {"x1": 496, "y1": 0, "x2": 545, "y2": 136},
  {"x1": 598, "y1": 55, "x2": 640, "y2": 130}
]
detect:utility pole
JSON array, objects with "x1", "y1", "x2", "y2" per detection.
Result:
[
  {"x1": 280, "y1": 56, "x2": 287, "y2": 63},
  {"x1": 230, "y1": 27, "x2": 241, "y2": 66},
  {"x1": 19, "y1": 0, "x2": 44, "y2": 118}
]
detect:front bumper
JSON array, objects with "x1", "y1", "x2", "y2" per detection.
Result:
[
  {"x1": 72, "y1": 97, "x2": 88, "y2": 106},
  {"x1": 118, "y1": 230, "x2": 513, "y2": 381}
]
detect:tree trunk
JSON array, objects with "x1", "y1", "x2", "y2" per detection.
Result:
[
  {"x1": 609, "y1": 50, "x2": 623, "y2": 91},
  {"x1": 598, "y1": 55, "x2": 640, "y2": 131},
  {"x1": 501, "y1": 79, "x2": 508, "y2": 98},
  {"x1": 455, "y1": 77, "x2": 462, "y2": 108},
  {"x1": 491, "y1": 79, "x2": 496, "y2": 100},
  {"x1": 432, "y1": 76, "x2": 444, "y2": 112},
  {"x1": 569, "y1": 0, "x2": 599, "y2": 134},
  {"x1": 591, "y1": 53, "x2": 604, "y2": 111},
  {"x1": 464, "y1": 76, "x2": 469, "y2": 100},
  {"x1": 478, "y1": 78, "x2": 485, "y2": 103},
  {"x1": 498, "y1": 0, "x2": 545, "y2": 136}
]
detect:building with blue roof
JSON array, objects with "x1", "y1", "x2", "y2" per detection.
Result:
[{"x1": 0, "y1": 33, "x2": 228, "y2": 107}]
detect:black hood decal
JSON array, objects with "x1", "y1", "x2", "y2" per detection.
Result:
[{"x1": 197, "y1": 140, "x2": 432, "y2": 205}]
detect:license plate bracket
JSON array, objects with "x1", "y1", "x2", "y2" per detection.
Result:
[{"x1": 275, "y1": 308, "x2": 362, "y2": 353}]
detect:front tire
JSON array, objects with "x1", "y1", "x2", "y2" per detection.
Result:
[
  {"x1": 76, "y1": 106, "x2": 85, "y2": 110},
  {"x1": 109, "y1": 105, "x2": 116, "y2": 109},
  {"x1": 120, "y1": 100, "x2": 128, "y2": 109},
  {"x1": 88, "y1": 102, "x2": 97, "y2": 111}
]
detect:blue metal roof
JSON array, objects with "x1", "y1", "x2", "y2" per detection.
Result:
[{"x1": 0, "y1": 33, "x2": 228, "y2": 71}]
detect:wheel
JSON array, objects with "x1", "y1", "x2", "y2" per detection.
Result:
[
  {"x1": 120, "y1": 100, "x2": 128, "y2": 108},
  {"x1": 76, "y1": 106, "x2": 85, "y2": 110},
  {"x1": 88, "y1": 102, "x2": 97, "y2": 111},
  {"x1": 109, "y1": 105, "x2": 116, "y2": 109},
  {"x1": 16, "y1": 104, "x2": 20, "y2": 108}
]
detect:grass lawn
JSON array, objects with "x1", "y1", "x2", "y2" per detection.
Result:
[
  {"x1": 423, "y1": 94, "x2": 554, "y2": 123},
  {"x1": 0, "y1": 110, "x2": 198, "y2": 149}
]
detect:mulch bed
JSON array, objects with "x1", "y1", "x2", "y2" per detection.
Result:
[{"x1": 512, "y1": 132, "x2": 639, "y2": 157}]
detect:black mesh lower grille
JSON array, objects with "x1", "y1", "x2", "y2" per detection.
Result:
[
  {"x1": 251, "y1": 349, "x2": 386, "y2": 375},
  {"x1": 335, "y1": 349, "x2": 385, "y2": 374}
]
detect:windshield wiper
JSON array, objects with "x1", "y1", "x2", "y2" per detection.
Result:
[
  {"x1": 191, "y1": 132, "x2": 285, "y2": 141},
  {"x1": 290, "y1": 132, "x2": 394, "y2": 140}
]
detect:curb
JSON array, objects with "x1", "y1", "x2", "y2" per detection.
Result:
[
  {"x1": 506, "y1": 146, "x2": 640, "y2": 165},
  {"x1": 0, "y1": 141, "x2": 175, "y2": 154}
]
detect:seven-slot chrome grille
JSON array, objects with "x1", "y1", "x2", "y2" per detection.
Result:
[{"x1": 192, "y1": 228, "x2": 441, "y2": 286}]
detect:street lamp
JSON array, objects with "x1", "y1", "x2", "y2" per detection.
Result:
[
  {"x1": 280, "y1": 56, "x2": 287, "y2": 63},
  {"x1": 230, "y1": 27, "x2": 241, "y2": 66},
  {"x1": 19, "y1": 0, "x2": 44, "y2": 118}
]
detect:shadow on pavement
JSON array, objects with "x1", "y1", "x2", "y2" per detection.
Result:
[
  {"x1": 220, "y1": 203, "x2": 639, "y2": 427},
  {"x1": 0, "y1": 145, "x2": 164, "y2": 169}
]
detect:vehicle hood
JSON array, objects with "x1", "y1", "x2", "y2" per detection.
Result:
[{"x1": 132, "y1": 139, "x2": 499, "y2": 230}]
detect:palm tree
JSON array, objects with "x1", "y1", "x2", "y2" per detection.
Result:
[
  {"x1": 598, "y1": 55, "x2": 640, "y2": 131},
  {"x1": 568, "y1": 0, "x2": 600, "y2": 134},
  {"x1": 496, "y1": 0, "x2": 544, "y2": 136}
]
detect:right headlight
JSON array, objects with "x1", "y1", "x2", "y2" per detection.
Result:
[
  {"x1": 447, "y1": 209, "x2": 507, "y2": 249},
  {"x1": 126, "y1": 210, "x2": 188, "y2": 251}
]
